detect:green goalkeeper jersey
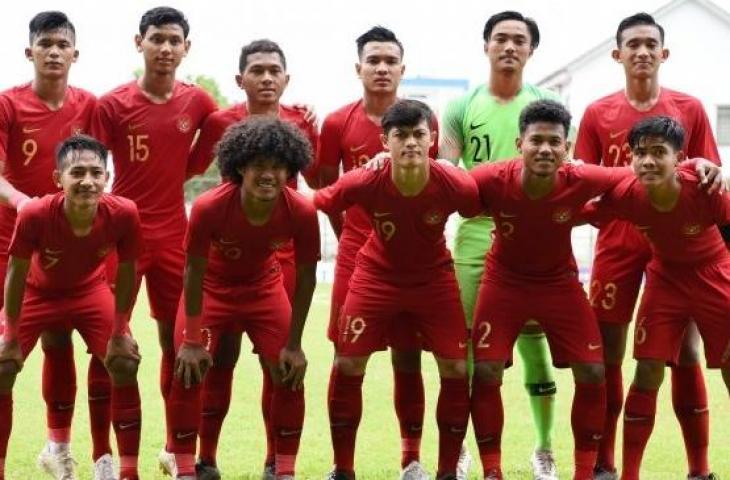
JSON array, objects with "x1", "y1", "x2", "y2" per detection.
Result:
[{"x1": 441, "y1": 83, "x2": 561, "y2": 266}]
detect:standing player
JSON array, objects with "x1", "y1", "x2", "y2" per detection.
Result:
[
  {"x1": 0, "y1": 135, "x2": 144, "y2": 480},
  {"x1": 167, "y1": 118, "x2": 319, "y2": 480},
  {"x1": 579, "y1": 116, "x2": 727, "y2": 480},
  {"x1": 439, "y1": 12, "x2": 561, "y2": 478},
  {"x1": 0, "y1": 11, "x2": 118, "y2": 480},
  {"x1": 316, "y1": 27, "x2": 440, "y2": 479},
  {"x1": 573, "y1": 13, "x2": 720, "y2": 479},
  {"x1": 186, "y1": 39, "x2": 317, "y2": 478},
  {"x1": 90, "y1": 6, "x2": 217, "y2": 471},
  {"x1": 316, "y1": 100, "x2": 478, "y2": 480}
]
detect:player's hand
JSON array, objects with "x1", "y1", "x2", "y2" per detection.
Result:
[
  {"x1": 362, "y1": 152, "x2": 390, "y2": 171},
  {"x1": 293, "y1": 103, "x2": 318, "y2": 126},
  {"x1": 15, "y1": 196, "x2": 35, "y2": 212},
  {"x1": 104, "y1": 334, "x2": 141, "y2": 368},
  {"x1": 0, "y1": 339, "x2": 23, "y2": 373},
  {"x1": 279, "y1": 346, "x2": 307, "y2": 391},
  {"x1": 694, "y1": 158, "x2": 726, "y2": 194},
  {"x1": 174, "y1": 342, "x2": 213, "y2": 389}
]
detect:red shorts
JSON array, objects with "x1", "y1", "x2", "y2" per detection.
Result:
[
  {"x1": 473, "y1": 275, "x2": 603, "y2": 366},
  {"x1": 336, "y1": 266, "x2": 467, "y2": 359},
  {"x1": 275, "y1": 245, "x2": 296, "y2": 303},
  {"x1": 634, "y1": 260, "x2": 730, "y2": 368},
  {"x1": 174, "y1": 275, "x2": 291, "y2": 362},
  {"x1": 0, "y1": 283, "x2": 113, "y2": 358},
  {"x1": 107, "y1": 237, "x2": 184, "y2": 324},
  {"x1": 590, "y1": 221, "x2": 651, "y2": 324}
]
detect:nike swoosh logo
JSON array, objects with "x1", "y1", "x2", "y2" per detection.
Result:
[
  {"x1": 693, "y1": 407, "x2": 709, "y2": 414},
  {"x1": 373, "y1": 212, "x2": 390, "y2": 218},
  {"x1": 44, "y1": 248, "x2": 63, "y2": 255},
  {"x1": 350, "y1": 144, "x2": 367, "y2": 153},
  {"x1": 609, "y1": 130, "x2": 627, "y2": 139},
  {"x1": 22, "y1": 127, "x2": 41, "y2": 133},
  {"x1": 279, "y1": 429, "x2": 301, "y2": 437},
  {"x1": 176, "y1": 431, "x2": 196, "y2": 439},
  {"x1": 128, "y1": 123, "x2": 145, "y2": 130},
  {"x1": 588, "y1": 343, "x2": 601, "y2": 350},
  {"x1": 458, "y1": 342, "x2": 467, "y2": 349},
  {"x1": 499, "y1": 212, "x2": 517, "y2": 218},
  {"x1": 636, "y1": 225, "x2": 651, "y2": 231},
  {"x1": 537, "y1": 386, "x2": 554, "y2": 394},
  {"x1": 592, "y1": 433, "x2": 603, "y2": 441},
  {"x1": 219, "y1": 238, "x2": 238, "y2": 245},
  {"x1": 56, "y1": 403, "x2": 74, "y2": 411},
  {"x1": 119, "y1": 421, "x2": 140, "y2": 430},
  {"x1": 470, "y1": 121, "x2": 486, "y2": 130},
  {"x1": 624, "y1": 415, "x2": 647, "y2": 422}
]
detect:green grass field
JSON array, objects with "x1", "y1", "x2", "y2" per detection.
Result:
[{"x1": 4, "y1": 283, "x2": 729, "y2": 479}]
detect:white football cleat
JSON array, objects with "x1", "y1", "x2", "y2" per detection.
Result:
[
  {"x1": 37, "y1": 444, "x2": 78, "y2": 480},
  {"x1": 157, "y1": 448, "x2": 177, "y2": 477},
  {"x1": 530, "y1": 449, "x2": 558, "y2": 480},
  {"x1": 93, "y1": 453, "x2": 117, "y2": 480},
  {"x1": 400, "y1": 460, "x2": 430, "y2": 480},
  {"x1": 455, "y1": 444, "x2": 472, "y2": 480}
]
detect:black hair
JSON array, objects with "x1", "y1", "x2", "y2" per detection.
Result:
[
  {"x1": 483, "y1": 11, "x2": 540, "y2": 48},
  {"x1": 381, "y1": 99, "x2": 434, "y2": 135},
  {"x1": 29, "y1": 11, "x2": 75, "y2": 44},
  {"x1": 239, "y1": 39, "x2": 287, "y2": 72},
  {"x1": 56, "y1": 134, "x2": 108, "y2": 169},
  {"x1": 139, "y1": 6, "x2": 189, "y2": 38},
  {"x1": 518, "y1": 99, "x2": 571, "y2": 136},
  {"x1": 356, "y1": 26, "x2": 403, "y2": 59},
  {"x1": 628, "y1": 115, "x2": 684, "y2": 151},
  {"x1": 216, "y1": 117, "x2": 312, "y2": 184},
  {"x1": 616, "y1": 12, "x2": 664, "y2": 47}
]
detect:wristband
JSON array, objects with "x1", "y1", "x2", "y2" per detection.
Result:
[
  {"x1": 1, "y1": 311, "x2": 18, "y2": 342},
  {"x1": 184, "y1": 314, "x2": 202, "y2": 343},
  {"x1": 112, "y1": 311, "x2": 131, "y2": 336},
  {"x1": 7, "y1": 191, "x2": 29, "y2": 210}
]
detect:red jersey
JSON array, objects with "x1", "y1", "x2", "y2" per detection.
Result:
[
  {"x1": 9, "y1": 193, "x2": 143, "y2": 293},
  {"x1": 317, "y1": 99, "x2": 441, "y2": 245},
  {"x1": 574, "y1": 88, "x2": 721, "y2": 257},
  {"x1": 581, "y1": 170, "x2": 730, "y2": 268},
  {"x1": 188, "y1": 102, "x2": 318, "y2": 188},
  {"x1": 314, "y1": 160, "x2": 479, "y2": 282},
  {"x1": 0, "y1": 84, "x2": 96, "y2": 253},
  {"x1": 185, "y1": 182, "x2": 320, "y2": 288},
  {"x1": 470, "y1": 160, "x2": 631, "y2": 283},
  {"x1": 91, "y1": 80, "x2": 217, "y2": 241}
]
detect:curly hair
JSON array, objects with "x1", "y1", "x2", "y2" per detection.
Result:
[{"x1": 216, "y1": 117, "x2": 312, "y2": 184}]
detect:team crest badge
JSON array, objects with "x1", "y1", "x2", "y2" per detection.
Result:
[
  {"x1": 177, "y1": 114, "x2": 192, "y2": 133},
  {"x1": 423, "y1": 210, "x2": 445, "y2": 225},
  {"x1": 96, "y1": 245, "x2": 111, "y2": 258},
  {"x1": 682, "y1": 223, "x2": 701, "y2": 236},
  {"x1": 552, "y1": 208, "x2": 572, "y2": 224},
  {"x1": 70, "y1": 124, "x2": 84, "y2": 135},
  {"x1": 270, "y1": 238, "x2": 288, "y2": 250}
]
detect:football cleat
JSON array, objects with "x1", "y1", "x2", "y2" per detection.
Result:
[
  {"x1": 93, "y1": 454, "x2": 117, "y2": 480},
  {"x1": 262, "y1": 462, "x2": 276, "y2": 480},
  {"x1": 455, "y1": 444, "x2": 472, "y2": 480},
  {"x1": 196, "y1": 460, "x2": 222, "y2": 480},
  {"x1": 37, "y1": 444, "x2": 78, "y2": 480},
  {"x1": 157, "y1": 449, "x2": 177, "y2": 477},
  {"x1": 687, "y1": 474, "x2": 719, "y2": 480},
  {"x1": 484, "y1": 469, "x2": 503, "y2": 480},
  {"x1": 593, "y1": 466, "x2": 618, "y2": 480},
  {"x1": 530, "y1": 449, "x2": 558, "y2": 480},
  {"x1": 325, "y1": 470, "x2": 355, "y2": 480},
  {"x1": 400, "y1": 461, "x2": 430, "y2": 480}
]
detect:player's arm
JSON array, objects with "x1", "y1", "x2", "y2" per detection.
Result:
[
  {"x1": 300, "y1": 122, "x2": 321, "y2": 189},
  {"x1": 186, "y1": 114, "x2": 223, "y2": 180},
  {"x1": 280, "y1": 262, "x2": 316, "y2": 390},
  {"x1": 438, "y1": 96, "x2": 466, "y2": 165},
  {"x1": 315, "y1": 115, "x2": 346, "y2": 235},
  {"x1": 573, "y1": 107, "x2": 602, "y2": 165},
  {"x1": 174, "y1": 254, "x2": 213, "y2": 388},
  {"x1": 0, "y1": 98, "x2": 31, "y2": 210},
  {"x1": 104, "y1": 261, "x2": 141, "y2": 369},
  {"x1": 0, "y1": 255, "x2": 30, "y2": 371}
]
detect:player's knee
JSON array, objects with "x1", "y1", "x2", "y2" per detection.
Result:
[
  {"x1": 573, "y1": 362, "x2": 605, "y2": 384},
  {"x1": 106, "y1": 357, "x2": 139, "y2": 385},
  {"x1": 335, "y1": 355, "x2": 367, "y2": 376},
  {"x1": 391, "y1": 349, "x2": 421, "y2": 373},
  {"x1": 473, "y1": 361, "x2": 503, "y2": 384},
  {"x1": 0, "y1": 361, "x2": 19, "y2": 390},
  {"x1": 677, "y1": 327, "x2": 702, "y2": 365},
  {"x1": 436, "y1": 358, "x2": 467, "y2": 378},
  {"x1": 633, "y1": 360, "x2": 664, "y2": 389},
  {"x1": 40, "y1": 330, "x2": 73, "y2": 349}
]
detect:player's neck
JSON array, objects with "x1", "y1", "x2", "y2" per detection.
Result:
[
  {"x1": 138, "y1": 72, "x2": 176, "y2": 103},
  {"x1": 625, "y1": 76, "x2": 661, "y2": 111},
  {"x1": 31, "y1": 76, "x2": 68, "y2": 110},
  {"x1": 63, "y1": 200, "x2": 97, "y2": 237},
  {"x1": 521, "y1": 169, "x2": 555, "y2": 200},
  {"x1": 246, "y1": 100, "x2": 279, "y2": 117},
  {"x1": 240, "y1": 190, "x2": 276, "y2": 226},
  {"x1": 362, "y1": 91, "x2": 397, "y2": 123},
  {"x1": 391, "y1": 162, "x2": 429, "y2": 197},
  {"x1": 489, "y1": 71, "x2": 522, "y2": 102},
  {"x1": 646, "y1": 174, "x2": 681, "y2": 212}
]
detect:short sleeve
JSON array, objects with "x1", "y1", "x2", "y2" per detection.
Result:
[
  {"x1": 469, "y1": 163, "x2": 501, "y2": 212},
  {"x1": 313, "y1": 169, "x2": 361, "y2": 214},
  {"x1": 292, "y1": 199, "x2": 321, "y2": 265},
  {"x1": 574, "y1": 107, "x2": 602, "y2": 165},
  {"x1": 686, "y1": 101, "x2": 721, "y2": 164},
  {"x1": 708, "y1": 190, "x2": 730, "y2": 225},
  {"x1": 187, "y1": 113, "x2": 227, "y2": 178},
  {"x1": 90, "y1": 96, "x2": 116, "y2": 147},
  {"x1": 316, "y1": 113, "x2": 343, "y2": 169},
  {"x1": 0, "y1": 94, "x2": 13, "y2": 162},
  {"x1": 439, "y1": 95, "x2": 466, "y2": 158},
  {"x1": 445, "y1": 166, "x2": 481, "y2": 217},
  {"x1": 184, "y1": 196, "x2": 216, "y2": 258},
  {"x1": 8, "y1": 200, "x2": 40, "y2": 258}
]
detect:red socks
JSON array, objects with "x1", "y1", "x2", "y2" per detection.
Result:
[
  {"x1": 394, "y1": 370, "x2": 425, "y2": 468},
  {"x1": 272, "y1": 385, "x2": 305, "y2": 476},
  {"x1": 198, "y1": 364, "x2": 234, "y2": 465},
  {"x1": 262, "y1": 366, "x2": 275, "y2": 466},
  {"x1": 167, "y1": 378, "x2": 201, "y2": 477},
  {"x1": 671, "y1": 364, "x2": 710, "y2": 476},
  {"x1": 160, "y1": 348, "x2": 175, "y2": 399},
  {"x1": 111, "y1": 383, "x2": 141, "y2": 479},
  {"x1": 572, "y1": 381, "x2": 606, "y2": 480},
  {"x1": 622, "y1": 385, "x2": 658, "y2": 480},
  {"x1": 42, "y1": 344, "x2": 76, "y2": 443},
  {"x1": 88, "y1": 356, "x2": 112, "y2": 461},
  {"x1": 596, "y1": 364, "x2": 622, "y2": 471},
  {"x1": 471, "y1": 380, "x2": 503, "y2": 476},
  {"x1": 328, "y1": 371, "x2": 364, "y2": 475},
  {"x1": 436, "y1": 377, "x2": 470, "y2": 477},
  {"x1": 0, "y1": 393, "x2": 12, "y2": 476}
]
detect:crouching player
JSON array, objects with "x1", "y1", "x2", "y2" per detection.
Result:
[
  {"x1": 168, "y1": 118, "x2": 319, "y2": 480},
  {"x1": 0, "y1": 135, "x2": 143, "y2": 480},
  {"x1": 315, "y1": 99, "x2": 480, "y2": 480},
  {"x1": 580, "y1": 116, "x2": 729, "y2": 480}
]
